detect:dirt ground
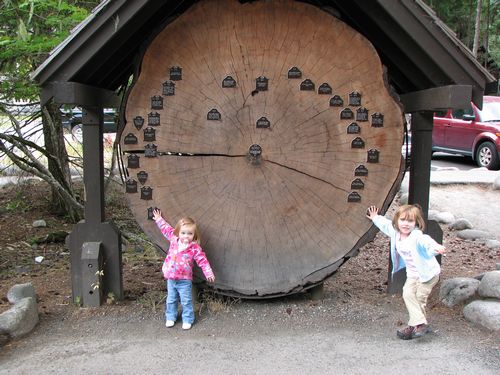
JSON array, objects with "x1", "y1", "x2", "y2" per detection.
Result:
[{"x1": 0, "y1": 180, "x2": 499, "y2": 374}]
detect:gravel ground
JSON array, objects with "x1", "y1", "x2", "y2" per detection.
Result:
[{"x1": 0, "y1": 181, "x2": 499, "y2": 374}]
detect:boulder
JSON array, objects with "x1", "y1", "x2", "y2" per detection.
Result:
[
  {"x1": 0, "y1": 297, "x2": 39, "y2": 338},
  {"x1": 439, "y1": 278, "x2": 480, "y2": 307},
  {"x1": 477, "y1": 271, "x2": 500, "y2": 299},
  {"x1": 433, "y1": 212, "x2": 455, "y2": 224},
  {"x1": 456, "y1": 229, "x2": 489, "y2": 240},
  {"x1": 485, "y1": 240, "x2": 500, "y2": 249},
  {"x1": 7, "y1": 283, "x2": 36, "y2": 304},
  {"x1": 463, "y1": 300, "x2": 500, "y2": 331},
  {"x1": 449, "y1": 218, "x2": 473, "y2": 231}
]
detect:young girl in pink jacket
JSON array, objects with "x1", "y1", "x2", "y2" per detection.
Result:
[{"x1": 152, "y1": 208, "x2": 215, "y2": 330}]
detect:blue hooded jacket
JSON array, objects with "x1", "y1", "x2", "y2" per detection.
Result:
[{"x1": 372, "y1": 215, "x2": 441, "y2": 282}]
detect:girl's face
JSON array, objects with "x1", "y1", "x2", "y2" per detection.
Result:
[
  {"x1": 397, "y1": 214, "x2": 416, "y2": 236},
  {"x1": 179, "y1": 224, "x2": 195, "y2": 244}
]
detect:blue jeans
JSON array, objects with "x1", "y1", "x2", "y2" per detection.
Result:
[{"x1": 166, "y1": 279, "x2": 194, "y2": 324}]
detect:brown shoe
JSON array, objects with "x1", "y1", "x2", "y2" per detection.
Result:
[
  {"x1": 397, "y1": 326, "x2": 414, "y2": 340},
  {"x1": 412, "y1": 324, "x2": 430, "y2": 338}
]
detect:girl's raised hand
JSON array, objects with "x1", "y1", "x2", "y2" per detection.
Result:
[
  {"x1": 366, "y1": 205, "x2": 379, "y2": 220},
  {"x1": 434, "y1": 245, "x2": 446, "y2": 255},
  {"x1": 207, "y1": 276, "x2": 215, "y2": 283},
  {"x1": 152, "y1": 208, "x2": 162, "y2": 221}
]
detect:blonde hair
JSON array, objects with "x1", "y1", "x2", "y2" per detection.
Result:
[
  {"x1": 392, "y1": 204, "x2": 426, "y2": 231},
  {"x1": 173, "y1": 217, "x2": 200, "y2": 243}
]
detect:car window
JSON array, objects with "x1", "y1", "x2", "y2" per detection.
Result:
[
  {"x1": 478, "y1": 101, "x2": 500, "y2": 122},
  {"x1": 451, "y1": 104, "x2": 474, "y2": 120}
]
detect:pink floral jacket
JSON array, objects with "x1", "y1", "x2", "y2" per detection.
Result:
[{"x1": 155, "y1": 217, "x2": 214, "y2": 281}]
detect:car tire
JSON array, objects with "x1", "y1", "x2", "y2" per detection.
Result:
[{"x1": 475, "y1": 141, "x2": 500, "y2": 170}]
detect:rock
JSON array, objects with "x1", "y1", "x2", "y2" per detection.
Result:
[
  {"x1": 428, "y1": 210, "x2": 439, "y2": 221},
  {"x1": 456, "y1": 229, "x2": 489, "y2": 240},
  {"x1": 485, "y1": 240, "x2": 500, "y2": 249},
  {"x1": 449, "y1": 218, "x2": 473, "y2": 231},
  {"x1": 0, "y1": 297, "x2": 39, "y2": 338},
  {"x1": 463, "y1": 300, "x2": 500, "y2": 331},
  {"x1": 432, "y1": 212, "x2": 455, "y2": 224},
  {"x1": 7, "y1": 283, "x2": 36, "y2": 304},
  {"x1": 439, "y1": 278, "x2": 480, "y2": 307},
  {"x1": 32, "y1": 219, "x2": 47, "y2": 228},
  {"x1": 477, "y1": 271, "x2": 500, "y2": 299},
  {"x1": 497, "y1": 263, "x2": 500, "y2": 271},
  {"x1": 493, "y1": 175, "x2": 500, "y2": 190}
]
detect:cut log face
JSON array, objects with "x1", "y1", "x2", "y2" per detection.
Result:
[{"x1": 121, "y1": 0, "x2": 404, "y2": 297}]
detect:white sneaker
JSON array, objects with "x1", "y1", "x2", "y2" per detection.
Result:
[
  {"x1": 182, "y1": 322, "x2": 192, "y2": 330},
  {"x1": 165, "y1": 320, "x2": 175, "y2": 328}
]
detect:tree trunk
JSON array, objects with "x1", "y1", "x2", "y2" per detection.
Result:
[
  {"x1": 42, "y1": 100, "x2": 82, "y2": 221},
  {"x1": 120, "y1": 0, "x2": 404, "y2": 297},
  {"x1": 472, "y1": 0, "x2": 483, "y2": 57}
]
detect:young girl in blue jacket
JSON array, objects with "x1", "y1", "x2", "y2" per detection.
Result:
[{"x1": 366, "y1": 204, "x2": 446, "y2": 340}]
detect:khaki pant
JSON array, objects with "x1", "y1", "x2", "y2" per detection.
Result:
[{"x1": 402, "y1": 275, "x2": 439, "y2": 326}]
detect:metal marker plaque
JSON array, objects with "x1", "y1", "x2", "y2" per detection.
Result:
[
  {"x1": 249, "y1": 144, "x2": 262, "y2": 157},
  {"x1": 349, "y1": 92, "x2": 362, "y2": 106},
  {"x1": 318, "y1": 83, "x2": 332, "y2": 95},
  {"x1": 350, "y1": 178, "x2": 365, "y2": 190},
  {"x1": 170, "y1": 66, "x2": 182, "y2": 81},
  {"x1": 340, "y1": 108, "x2": 354, "y2": 120},
  {"x1": 256, "y1": 76, "x2": 268, "y2": 91},
  {"x1": 222, "y1": 76, "x2": 237, "y2": 88},
  {"x1": 329, "y1": 95, "x2": 344, "y2": 107},
  {"x1": 162, "y1": 81, "x2": 175, "y2": 96},
  {"x1": 151, "y1": 95, "x2": 163, "y2": 110},
  {"x1": 371, "y1": 112, "x2": 384, "y2": 127},
  {"x1": 125, "y1": 179, "x2": 138, "y2": 193},
  {"x1": 127, "y1": 154, "x2": 140, "y2": 169},
  {"x1": 124, "y1": 133, "x2": 138, "y2": 145},
  {"x1": 143, "y1": 127, "x2": 156, "y2": 142},
  {"x1": 144, "y1": 143, "x2": 158, "y2": 158},
  {"x1": 207, "y1": 109, "x2": 221, "y2": 121},
  {"x1": 347, "y1": 122, "x2": 360, "y2": 134},
  {"x1": 300, "y1": 79, "x2": 315, "y2": 91},
  {"x1": 367, "y1": 149, "x2": 380, "y2": 163},
  {"x1": 351, "y1": 137, "x2": 365, "y2": 149},
  {"x1": 140, "y1": 186, "x2": 153, "y2": 200},
  {"x1": 256, "y1": 117, "x2": 270, "y2": 129},
  {"x1": 148, "y1": 112, "x2": 160, "y2": 126},
  {"x1": 347, "y1": 191, "x2": 362, "y2": 202},
  {"x1": 356, "y1": 107, "x2": 369, "y2": 122},
  {"x1": 354, "y1": 165, "x2": 368, "y2": 176},
  {"x1": 288, "y1": 67, "x2": 302, "y2": 79},
  {"x1": 134, "y1": 116, "x2": 144, "y2": 130},
  {"x1": 137, "y1": 171, "x2": 148, "y2": 185}
]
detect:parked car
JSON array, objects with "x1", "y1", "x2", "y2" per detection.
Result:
[
  {"x1": 61, "y1": 108, "x2": 117, "y2": 141},
  {"x1": 432, "y1": 96, "x2": 500, "y2": 170}
]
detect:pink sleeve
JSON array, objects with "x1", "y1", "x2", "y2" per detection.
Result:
[
  {"x1": 155, "y1": 217, "x2": 175, "y2": 241},
  {"x1": 193, "y1": 245, "x2": 214, "y2": 280}
]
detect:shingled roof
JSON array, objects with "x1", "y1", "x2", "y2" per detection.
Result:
[{"x1": 32, "y1": 0, "x2": 497, "y2": 107}]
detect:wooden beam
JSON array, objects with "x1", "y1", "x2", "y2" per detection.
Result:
[
  {"x1": 41, "y1": 82, "x2": 120, "y2": 107},
  {"x1": 400, "y1": 85, "x2": 473, "y2": 112}
]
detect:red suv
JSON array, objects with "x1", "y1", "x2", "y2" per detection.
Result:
[{"x1": 432, "y1": 95, "x2": 500, "y2": 170}]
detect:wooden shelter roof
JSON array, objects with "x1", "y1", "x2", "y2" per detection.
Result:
[{"x1": 32, "y1": 0, "x2": 497, "y2": 107}]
